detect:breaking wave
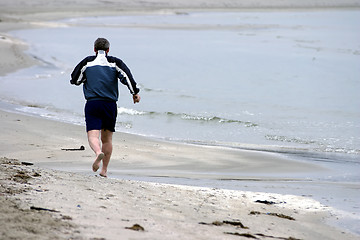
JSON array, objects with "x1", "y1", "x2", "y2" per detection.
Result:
[
  {"x1": 265, "y1": 135, "x2": 316, "y2": 145},
  {"x1": 118, "y1": 107, "x2": 258, "y2": 127},
  {"x1": 118, "y1": 107, "x2": 146, "y2": 115},
  {"x1": 265, "y1": 134, "x2": 360, "y2": 155}
]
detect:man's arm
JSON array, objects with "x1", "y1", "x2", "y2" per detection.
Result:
[
  {"x1": 70, "y1": 56, "x2": 94, "y2": 85},
  {"x1": 111, "y1": 57, "x2": 140, "y2": 95}
]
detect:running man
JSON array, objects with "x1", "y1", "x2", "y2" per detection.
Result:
[{"x1": 70, "y1": 37, "x2": 140, "y2": 177}]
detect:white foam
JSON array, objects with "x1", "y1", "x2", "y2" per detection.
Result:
[{"x1": 118, "y1": 107, "x2": 146, "y2": 115}]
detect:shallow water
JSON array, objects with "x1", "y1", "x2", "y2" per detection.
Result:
[{"x1": 1, "y1": 10, "x2": 359, "y2": 156}]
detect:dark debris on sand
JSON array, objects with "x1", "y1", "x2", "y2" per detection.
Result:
[
  {"x1": 250, "y1": 211, "x2": 295, "y2": 221},
  {"x1": 199, "y1": 218, "x2": 301, "y2": 240},
  {"x1": 125, "y1": 224, "x2": 145, "y2": 231},
  {"x1": 0, "y1": 157, "x2": 78, "y2": 239}
]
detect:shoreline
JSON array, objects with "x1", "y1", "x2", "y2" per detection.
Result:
[{"x1": 0, "y1": 109, "x2": 359, "y2": 239}]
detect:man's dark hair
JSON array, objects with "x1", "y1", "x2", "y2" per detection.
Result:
[{"x1": 94, "y1": 38, "x2": 110, "y2": 51}]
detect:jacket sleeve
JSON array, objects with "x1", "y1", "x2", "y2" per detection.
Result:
[
  {"x1": 70, "y1": 57, "x2": 91, "y2": 85},
  {"x1": 113, "y1": 57, "x2": 140, "y2": 95}
]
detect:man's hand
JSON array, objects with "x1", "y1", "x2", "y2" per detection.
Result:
[{"x1": 133, "y1": 94, "x2": 141, "y2": 104}]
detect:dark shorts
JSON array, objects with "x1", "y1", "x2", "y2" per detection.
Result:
[{"x1": 85, "y1": 100, "x2": 117, "y2": 132}]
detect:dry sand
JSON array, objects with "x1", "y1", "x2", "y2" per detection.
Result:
[
  {"x1": 0, "y1": 155, "x2": 349, "y2": 240},
  {"x1": 1, "y1": 0, "x2": 360, "y2": 239}
]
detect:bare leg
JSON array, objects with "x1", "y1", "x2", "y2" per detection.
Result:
[
  {"x1": 87, "y1": 130, "x2": 104, "y2": 172},
  {"x1": 99, "y1": 129, "x2": 113, "y2": 177}
]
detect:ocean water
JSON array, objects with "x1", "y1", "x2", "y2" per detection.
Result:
[
  {"x1": 1, "y1": 11, "x2": 359, "y2": 156},
  {"x1": 1, "y1": 10, "x2": 360, "y2": 233}
]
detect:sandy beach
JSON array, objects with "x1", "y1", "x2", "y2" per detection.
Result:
[
  {"x1": 0, "y1": 110, "x2": 357, "y2": 239},
  {"x1": 1, "y1": 0, "x2": 360, "y2": 239}
]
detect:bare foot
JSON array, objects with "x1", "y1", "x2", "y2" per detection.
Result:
[
  {"x1": 99, "y1": 168, "x2": 107, "y2": 177},
  {"x1": 99, "y1": 173, "x2": 107, "y2": 178},
  {"x1": 92, "y1": 152, "x2": 104, "y2": 172}
]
